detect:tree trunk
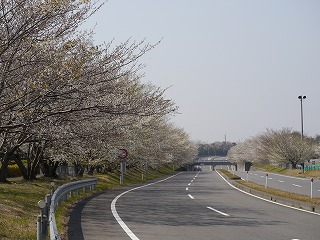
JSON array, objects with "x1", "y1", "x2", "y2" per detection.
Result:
[
  {"x1": 41, "y1": 160, "x2": 59, "y2": 178},
  {"x1": 0, "y1": 154, "x2": 10, "y2": 182},
  {"x1": 0, "y1": 147, "x2": 18, "y2": 182},
  {"x1": 29, "y1": 148, "x2": 42, "y2": 180},
  {"x1": 73, "y1": 162, "x2": 85, "y2": 177},
  {"x1": 88, "y1": 166, "x2": 95, "y2": 175},
  {"x1": 14, "y1": 156, "x2": 28, "y2": 180}
]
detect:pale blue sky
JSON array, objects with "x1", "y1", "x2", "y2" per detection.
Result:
[{"x1": 83, "y1": 0, "x2": 320, "y2": 142}]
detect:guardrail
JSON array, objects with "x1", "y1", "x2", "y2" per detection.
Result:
[{"x1": 37, "y1": 178, "x2": 97, "y2": 240}]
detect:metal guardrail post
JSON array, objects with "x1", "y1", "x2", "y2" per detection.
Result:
[
  {"x1": 37, "y1": 200, "x2": 48, "y2": 240},
  {"x1": 45, "y1": 194, "x2": 51, "y2": 217},
  {"x1": 37, "y1": 215, "x2": 44, "y2": 240}
]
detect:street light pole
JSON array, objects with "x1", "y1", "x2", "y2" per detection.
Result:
[{"x1": 298, "y1": 95, "x2": 306, "y2": 140}]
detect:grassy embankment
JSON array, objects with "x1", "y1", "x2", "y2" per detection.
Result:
[
  {"x1": 0, "y1": 165, "x2": 174, "y2": 240},
  {"x1": 219, "y1": 165, "x2": 320, "y2": 205}
]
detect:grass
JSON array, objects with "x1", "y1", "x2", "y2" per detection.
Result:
[
  {"x1": 219, "y1": 169, "x2": 241, "y2": 180},
  {"x1": 0, "y1": 178, "x2": 69, "y2": 239},
  {"x1": 0, "y1": 165, "x2": 174, "y2": 239}
]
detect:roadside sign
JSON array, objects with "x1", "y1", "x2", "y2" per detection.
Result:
[
  {"x1": 118, "y1": 149, "x2": 128, "y2": 160},
  {"x1": 118, "y1": 149, "x2": 128, "y2": 185}
]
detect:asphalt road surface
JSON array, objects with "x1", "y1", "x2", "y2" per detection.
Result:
[
  {"x1": 231, "y1": 169, "x2": 320, "y2": 198},
  {"x1": 68, "y1": 171, "x2": 320, "y2": 240}
]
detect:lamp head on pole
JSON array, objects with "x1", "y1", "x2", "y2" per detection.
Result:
[{"x1": 298, "y1": 95, "x2": 306, "y2": 100}]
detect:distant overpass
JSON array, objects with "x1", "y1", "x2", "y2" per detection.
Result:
[
  {"x1": 189, "y1": 157, "x2": 235, "y2": 171},
  {"x1": 179, "y1": 157, "x2": 236, "y2": 171},
  {"x1": 193, "y1": 157, "x2": 232, "y2": 165}
]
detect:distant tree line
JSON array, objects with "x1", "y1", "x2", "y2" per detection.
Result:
[
  {"x1": 197, "y1": 141, "x2": 236, "y2": 157},
  {"x1": 0, "y1": 0, "x2": 198, "y2": 182},
  {"x1": 228, "y1": 128, "x2": 319, "y2": 168}
]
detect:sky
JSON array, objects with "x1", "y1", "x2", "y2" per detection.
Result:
[{"x1": 82, "y1": 0, "x2": 320, "y2": 143}]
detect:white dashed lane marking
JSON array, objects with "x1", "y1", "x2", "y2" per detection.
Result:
[
  {"x1": 207, "y1": 207, "x2": 230, "y2": 216},
  {"x1": 188, "y1": 194, "x2": 194, "y2": 199}
]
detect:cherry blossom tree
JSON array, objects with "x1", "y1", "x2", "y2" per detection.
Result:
[{"x1": 0, "y1": 0, "x2": 181, "y2": 181}]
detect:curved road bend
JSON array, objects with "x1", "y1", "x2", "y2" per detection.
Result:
[{"x1": 68, "y1": 171, "x2": 320, "y2": 240}]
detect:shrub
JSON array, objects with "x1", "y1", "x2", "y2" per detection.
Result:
[{"x1": 8, "y1": 164, "x2": 23, "y2": 178}]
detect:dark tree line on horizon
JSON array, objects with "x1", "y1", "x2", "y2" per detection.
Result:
[{"x1": 197, "y1": 141, "x2": 236, "y2": 157}]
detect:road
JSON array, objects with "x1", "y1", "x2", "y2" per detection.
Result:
[
  {"x1": 68, "y1": 171, "x2": 320, "y2": 240},
  {"x1": 232, "y1": 169, "x2": 320, "y2": 198}
]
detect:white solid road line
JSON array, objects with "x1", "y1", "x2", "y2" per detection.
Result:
[
  {"x1": 111, "y1": 173, "x2": 182, "y2": 240},
  {"x1": 207, "y1": 207, "x2": 230, "y2": 216},
  {"x1": 278, "y1": 180, "x2": 284, "y2": 183},
  {"x1": 188, "y1": 194, "x2": 195, "y2": 199}
]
